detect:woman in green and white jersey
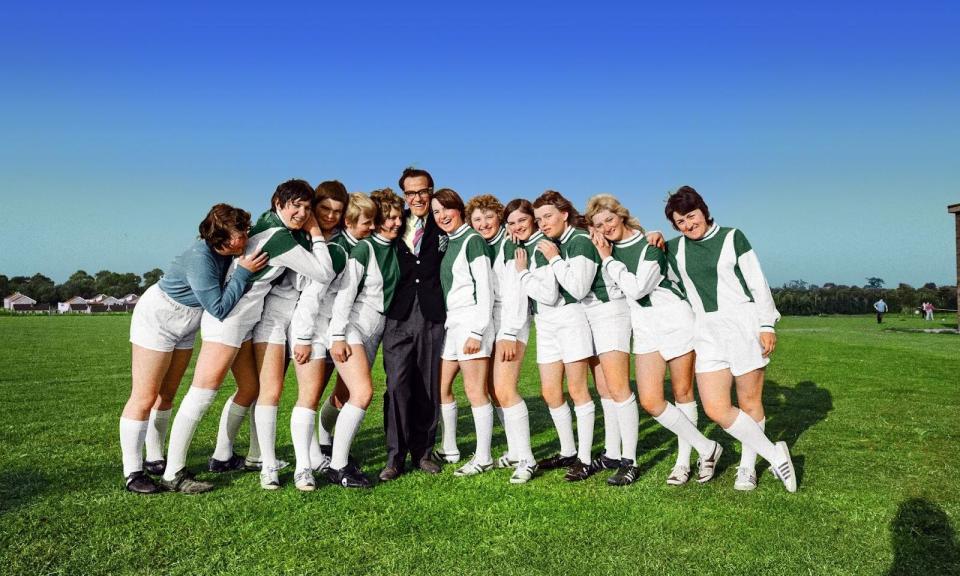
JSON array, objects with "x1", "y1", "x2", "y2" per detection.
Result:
[
  {"x1": 324, "y1": 189, "x2": 404, "y2": 489},
  {"x1": 287, "y1": 189, "x2": 375, "y2": 489},
  {"x1": 664, "y1": 185, "x2": 796, "y2": 493},
  {"x1": 586, "y1": 194, "x2": 722, "y2": 487},
  {"x1": 161, "y1": 179, "x2": 335, "y2": 493},
  {"x1": 430, "y1": 189, "x2": 498, "y2": 477}
]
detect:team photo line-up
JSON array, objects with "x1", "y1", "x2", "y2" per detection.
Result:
[{"x1": 119, "y1": 167, "x2": 797, "y2": 495}]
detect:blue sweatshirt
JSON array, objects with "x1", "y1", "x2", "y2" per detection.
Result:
[{"x1": 157, "y1": 240, "x2": 252, "y2": 320}]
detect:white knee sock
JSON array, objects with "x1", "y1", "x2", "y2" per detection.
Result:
[
  {"x1": 724, "y1": 410, "x2": 782, "y2": 466},
  {"x1": 254, "y1": 404, "x2": 279, "y2": 470},
  {"x1": 574, "y1": 401, "x2": 596, "y2": 465},
  {"x1": 318, "y1": 397, "x2": 339, "y2": 446},
  {"x1": 615, "y1": 395, "x2": 639, "y2": 464},
  {"x1": 144, "y1": 408, "x2": 171, "y2": 463},
  {"x1": 246, "y1": 402, "x2": 261, "y2": 461},
  {"x1": 440, "y1": 401, "x2": 459, "y2": 456},
  {"x1": 739, "y1": 417, "x2": 765, "y2": 470},
  {"x1": 655, "y1": 403, "x2": 715, "y2": 458},
  {"x1": 494, "y1": 406, "x2": 513, "y2": 460},
  {"x1": 503, "y1": 401, "x2": 534, "y2": 463},
  {"x1": 330, "y1": 403, "x2": 366, "y2": 470},
  {"x1": 472, "y1": 403, "x2": 494, "y2": 464},
  {"x1": 120, "y1": 417, "x2": 148, "y2": 478},
  {"x1": 600, "y1": 397, "x2": 621, "y2": 460},
  {"x1": 290, "y1": 406, "x2": 316, "y2": 472},
  {"x1": 675, "y1": 401, "x2": 698, "y2": 467},
  {"x1": 212, "y1": 396, "x2": 249, "y2": 461},
  {"x1": 549, "y1": 403, "x2": 577, "y2": 457},
  {"x1": 163, "y1": 387, "x2": 217, "y2": 481},
  {"x1": 309, "y1": 414, "x2": 324, "y2": 467}
]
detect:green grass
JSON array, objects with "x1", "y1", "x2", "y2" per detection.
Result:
[{"x1": 1, "y1": 315, "x2": 958, "y2": 575}]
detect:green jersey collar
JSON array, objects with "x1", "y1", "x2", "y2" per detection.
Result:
[
  {"x1": 486, "y1": 226, "x2": 506, "y2": 246},
  {"x1": 448, "y1": 223, "x2": 471, "y2": 240}
]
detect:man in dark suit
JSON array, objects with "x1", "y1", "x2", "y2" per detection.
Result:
[{"x1": 378, "y1": 167, "x2": 447, "y2": 481}]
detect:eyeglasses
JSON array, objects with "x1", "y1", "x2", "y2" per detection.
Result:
[{"x1": 403, "y1": 187, "x2": 433, "y2": 199}]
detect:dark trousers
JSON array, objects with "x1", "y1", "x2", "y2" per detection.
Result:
[
  {"x1": 877, "y1": 312, "x2": 884, "y2": 323},
  {"x1": 381, "y1": 297, "x2": 445, "y2": 469}
]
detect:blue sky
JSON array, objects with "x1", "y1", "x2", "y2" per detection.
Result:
[{"x1": 2, "y1": 2, "x2": 958, "y2": 288}]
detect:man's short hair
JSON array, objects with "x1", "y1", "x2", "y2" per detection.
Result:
[{"x1": 398, "y1": 167, "x2": 434, "y2": 192}]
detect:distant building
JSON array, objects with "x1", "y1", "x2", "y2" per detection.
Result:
[
  {"x1": 88, "y1": 294, "x2": 123, "y2": 306},
  {"x1": 949, "y1": 203, "x2": 960, "y2": 328},
  {"x1": 57, "y1": 296, "x2": 88, "y2": 313},
  {"x1": 4, "y1": 292, "x2": 37, "y2": 310}
]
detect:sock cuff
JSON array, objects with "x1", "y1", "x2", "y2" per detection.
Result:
[
  {"x1": 291, "y1": 406, "x2": 317, "y2": 420},
  {"x1": 342, "y1": 402, "x2": 367, "y2": 418},
  {"x1": 186, "y1": 386, "x2": 217, "y2": 403},
  {"x1": 228, "y1": 401, "x2": 250, "y2": 417},
  {"x1": 676, "y1": 401, "x2": 697, "y2": 409},
  {"x1": 257, "y1": 404, "x2": 279, "y2": 418},
  {"x1": 724, "y1": 409, "x2": 750, "y2": 433},
  {"x1": 616, "y1": 394, "x2": 636, "y2": 408},
  {"x1": 502, "y1": 401, "x2": 528, "y2": 419},
  {"x1": 549, "y1": 403, "x2": 571, "y2": 418},
  {"x1": 441, "y1": 402, "x2": 458, "y2": 412},
  {"x1": 150, "y1": 408, "x2": 172, "y2": 418},
  {"x1": 758, "y1": 418, "x2": 766, "y2": 430},
  {"x1": 471, "y1": 403, "x2": 494, "y2": 416},
  {"x1": 653, "y1": 402, "x2": 680, "y2": 426},
  {"x1": 574, "y1": 401, "x2": 596, "y2": 416},
  {"x1": 600, "y1": 397, "x2": 616, "y2": 409},
  {"x1": 120, "y1": 417, "x2": 148, "y2": 428}
]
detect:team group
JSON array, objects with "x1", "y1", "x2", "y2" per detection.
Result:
[{"x1": 118, "y1": 167, "x2": 797, "y2": 494}]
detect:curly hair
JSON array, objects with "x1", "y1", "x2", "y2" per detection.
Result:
[
  {"x1": 584, "y1": 194, "x2": 643, "y2": 233},
  {"x1": 370, "y1": 188, "x2": 405, "y2": 227},
  {"x1": 199, "y1": 204, "x2": 252, "y2": 250},
  {"x1": 465, "y1": 194, "x2": 504, "y2": 223}
]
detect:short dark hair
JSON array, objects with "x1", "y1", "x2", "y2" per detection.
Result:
[
  {"x1": 316, "y1": 180, "x2": 349, "y2": 207},
  {"x1": 504, "y1": 198, "x2": 535, "y2": 222},
  {"x1": 664, "y1": 185, "x2": 713, "y2": 230},
  {"x1": 398, "y1": 167, "x2": 434, "y2": 192},
  {"x1": 432, "y1": 188, "x2": 466, "y2": 220},
  {"x1": 271, "y1": 179, "x2": 314, "y2": 212},
  {"x1": 199, "y1": 204, "x2": 252, "y2": 250}
]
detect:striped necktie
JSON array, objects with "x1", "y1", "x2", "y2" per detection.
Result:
[{"x1": 413, "y1": 218, "x2": 425, "y2": 256}]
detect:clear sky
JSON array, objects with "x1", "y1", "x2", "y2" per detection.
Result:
[{"x1": 2, "y1": 2, "x2": 958, "y2": 288}]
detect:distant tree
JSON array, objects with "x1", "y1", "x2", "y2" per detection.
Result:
[
  {"x1": 94, "y1": 270, "x2": 141, "y2": 297},
  {"x1": 0, "y1": 274, "x2": 8, "y2": 298},
  {"x1": 865, "y1": 277, "x2": 885, "y2": 289},
  {"x1": 784, "y1": 280, "x2": 809, "y2": 291},
  {"x1": 822, "y1": 282, "x2": 837, "y2": 290},
  {"x1": 922, "y1": 282, "x2": 937, "y2": 290},
  {"x1": 142, "y1": 268, "x2": 164, "y2": 290},
  {"x1": 19, "y1": 273, "x2": 57, "y2": 305},
  {"x1": 58, "y1": 270, "x2": 97, "y2": 301}
]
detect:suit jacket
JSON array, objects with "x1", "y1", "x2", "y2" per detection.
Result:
[{"x1": 386, "y1": 210, "x2": 447, "y2": 323}]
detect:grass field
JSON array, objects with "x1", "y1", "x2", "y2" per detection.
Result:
[{"x1": 1, "y1": 314, "x2": 958, "y2": 575}]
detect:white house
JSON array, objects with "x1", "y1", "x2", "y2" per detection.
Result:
[
  {"x1": 58, "y1": 296, "x2": 88, "y2": 313},
  {"x1": 120, "y1": 293, "x2": 140, "y2": 304},
  {"x1": 4, "y1": 292, "x2": 37, "y2": 310},
  {"x1": 88, "y1": 294, "x2": 122, "y2": 306}
]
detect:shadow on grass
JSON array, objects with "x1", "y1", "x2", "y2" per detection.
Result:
[
  {"x1": 888, "y1": 498, "x2": 960, "y2": 576},
  {"x1": 757, "y1": 380, "x2": 832, "y2": 482},
  {"x1": 0, "y1": 469, "x2": 51, "y2": 515}
]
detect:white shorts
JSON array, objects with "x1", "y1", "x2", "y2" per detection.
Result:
[
  {"x1": 288, "y1": 315, "x2": 331, "y2": 362},
  {"x1": 253, "y1": 294, "x2": 297, "y2": 345},
  {"x1": 534, "y1": 304, "x2": 594, "y2": 364},
  {"x1": 201, "y1": 294, "x2": 264, "y2": 348},
  {"x1": 492, "y1": 302, "x2": 531, "y2": 345},
  {"x1": 344, "y1": 314, "x2": 385, "y2": 365},
  {"x1": 442, "y1": 306, "x2": 495, "y2": 361},
  {"x1": 129, "y1": 284, "x2": 202, "y2": 352},
  {"x1": 631, "y1": 300, "x2": 696, "y2": 361},
  {"x1": 584, "y1": 298, "x2": 631, "y2": 355},
  {"x1": 693, "y1": 303, "x2": 770, "y2": 377}
]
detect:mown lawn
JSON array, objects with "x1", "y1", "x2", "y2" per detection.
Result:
[{"x1": 1, "y1": 314, "x2": 957, "y2": 575}]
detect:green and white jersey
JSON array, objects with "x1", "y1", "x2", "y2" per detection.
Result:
[
  {"x1": 235, "y1": 210, "x2": 334, "y2": 305},
  {"x1": 486, "y1": 227, "x2": 508, "y2": 306},
  {"x1": 602, "y1": 230, "x2": 685, "y2": 312},
  {"x1": 329, "y1": 233, "x2": 399, "y2": 342},
  {"x1": 668, "y1": 224, "x2": 780, "y2": 332},
  {"x1": 547, "y1": 225, "x2": 623, "y2": 307},
  {"x1": 440, "y1": 224, "x2": 494, "y2": 339},
  {"x1": 517, "y1": 231, "x2": 562, "y2": 315},
  {"x1": 290, "y1": 228, "x2": 355, "y2": 344},
  {"x1": 495, "y1": 231, "x2": 530, "y2": 341}
]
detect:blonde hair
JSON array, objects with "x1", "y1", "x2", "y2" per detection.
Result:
[
  {"x1": 370, "y1": 188, "x2": 405, "y2": 226},
  {"x1": 344, "y1": 192, "x2": 376, "y2": 226},
  {"x1": 584, "y1": 194, "x2": 643, "y2": 233},
  {"x1": 465, "y1": 194, "x2": 504, "y2": 222}
]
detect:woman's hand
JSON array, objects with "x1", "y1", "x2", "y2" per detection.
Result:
[
  {"x1": 293, "y1": 344, "x2": 312, "y2": 365},
  {"x1": 590, "y1": 230, "x2": 612, "y2": 259},
  {"x1": 238, "y1": 250, "x2": 269, "y2": 272},
  {"x1": 331, "y1": 341, "x2": 352, "y2": 363},
  {"x1": 497, "y1": 339, "x2": 517, "y2": 362},
  {"x1": 304, "y1": 213, "x2": 322, "y2": 239},
  {"x1": 759, "y1": 332, "x2": 777, "y2": 357},
  {"x1": 646, "y1": 231, "x2": 665, "y2": 250},
  {"x1": 538, "y1": 239, "x2": 559, "y2": 260},
  {"x1": 463, "y1": 337, "x2": 481, "y2": 355},
  {"x1": 514, "y1": 248, "x2": 528, "y2": 272}
]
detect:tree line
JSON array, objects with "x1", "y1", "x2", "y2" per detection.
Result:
[
  {"x1": 1, "y1": 269, "x2": 164, "y2": 306},
  {"x1": 772, "y1": 279, "x2": 957, "y2": 316}
]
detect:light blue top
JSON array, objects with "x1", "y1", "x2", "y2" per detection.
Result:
[{"x1": 158, "y1": 240, "x2": 251, "y2": 320}]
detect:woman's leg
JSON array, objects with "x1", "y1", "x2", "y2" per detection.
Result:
[
  {"x1": 121, "y1": 345, "x2": 172, "y2": 485},
  {"x1": 565, "y1": 359, "x2": 594, "y2": 467},
  {"x1": 667, "y1": 352, "x2": 699, "y2": 469},
  {"x1": 211, "y1": 340, "x2": 258, "y2": 466},
  {"x1": 253, "y1": 342, "x2": 286, "y2": 481},
  {"x1": 493, "y1": 342, "x2": 534, "y2": 466},
  {"x1": 597, "y1": 350, "x2": 634, "y2": 468},
  {"x1": 735, "y1": 367, "x2": 766, "y2": 473},
  {"x1": 591, "y1": 357, "x2": 621, "y2": 465},
  {"x1": 437, "y1": 359, "x2": 461, "y2": 462},
  {"x1": 290, "y1": 357, "x2": 326, "y2": 478},
  {"x1": 329, "y1": 345, "x2": 373, "y2": 484},
  {"x1": 144, "y1": 348, "x2": 193, "y2": 469},
  {"x1": 459, "y1": 357, "x2": 494, "y2": 468},
  {"x1": 539, "y1": 361, "x2": 576, "y2": 466}
]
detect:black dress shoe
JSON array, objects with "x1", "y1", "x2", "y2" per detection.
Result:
[
  {"x1": 143, "y1": 459, "x2": 166, "y2": 475},
  {"x1": 378, "y1": 466, "x2": 403, "y2": 482},
  {"x1": 125, "y1": 471, "x2": 162, "y2": 494},
  {"x1": 416, "y1": 457, "x2": 442, "y2": 474}
]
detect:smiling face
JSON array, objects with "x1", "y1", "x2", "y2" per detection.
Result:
[
  {"x1": 402, "y1": 175, "x2": 432, "y2": 219},
  {"x1": 276, "y1": 198, "x2": 312, "y2": 230},
  {"x1": 506, "y1": 209, "x2": 535, "y2": 242},
  {"x1": 533, "y1": 204, "x2": 568, "y2": 239},
  {"x1": 591, "y1": 209, "x2": 627, "y2": 243},
  {"x1": 316, "y1": 198, "x2": 344, "y2": 233},
  {"x1": 218, "y1": 231, "x2": 249, "y2": 256},
  {"x1": 672, "y1": 208, "x2": 709, "y2": 240},
  {"x1": 347, "y1": 212, "x2": 376, "y2": 239},
  {"x1": 378, "y1": 207, "x2": 403, "y2": 240},
  {"x1": 432, "y1": 198, "x2": 463, "y2": 234},
  {"x1": 469, "y1": 208, "x2": 501, "y2": 240}
]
